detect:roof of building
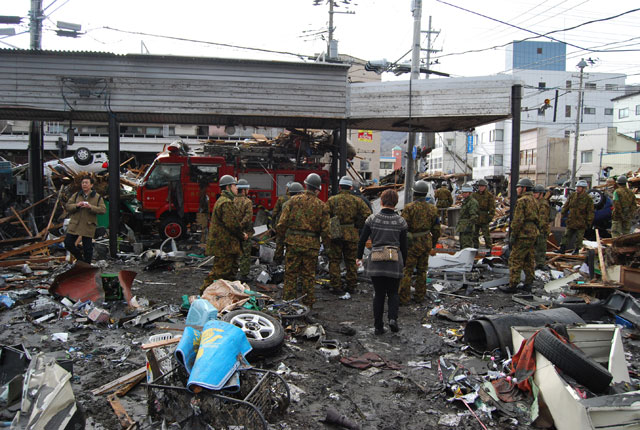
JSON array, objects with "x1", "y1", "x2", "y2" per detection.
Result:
[
  {"x1": 392, "y1": 145, "x2": 403, "y2": 150},
  {"x1": 611, "y1": 90, "x2": 640, "y2": 102}
]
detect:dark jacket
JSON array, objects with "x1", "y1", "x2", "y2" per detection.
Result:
[{"x1": 357, "y1": 208, "x2": 408, "y2": 279}]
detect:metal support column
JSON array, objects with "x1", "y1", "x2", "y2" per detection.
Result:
[
  {"x1": 509, "y1": 84, "x2": 522, "y2": 223},
  {"x1": 339, "y1": 120, "x2": 347, "y2": 178},
  {"x1": 28, "y1": 121, "x2": 44, "y2": 215},
  {"x1": 108, "y1": 115, "x2": 120, "y2": 258},
  {"x1": 331, "y1": 129, "x2": 339, "y2": 195}
]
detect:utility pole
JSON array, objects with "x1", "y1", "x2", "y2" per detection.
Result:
[
  {"x1": 325, "y1": 0, "x2": 354, "y2": 60},
  {"x1": 571, "y1": 58, "x2": 588, "y2": 187},
  {"x1": 404, "y1": 0, "x2": 421, "y2": 206},
  {"x1": 29, "y1": 0, "x2": 43, "y2": 49},
  {"x1": 28, "y1": 0, "x2": 44, "y2": 212},
  {"x1": 421, "y1": 15, "x2": 439, "y2": 176}
]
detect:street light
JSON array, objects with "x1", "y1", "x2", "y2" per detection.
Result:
[{"x1": 570, "y1": 58, "x2": 588, "y2": 188}]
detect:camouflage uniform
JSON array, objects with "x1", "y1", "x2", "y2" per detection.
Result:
[
  {"x1": 435, "y1": 186, "x2": 453, "y2": 222},
  {"x1": 235, "y1": 194, "x2": 254, "y2": 277},
  {"x1": 535, "y1": 197, "x2": 551, "y2": 267},
  {"x1": 612, "y1": 186, "x2": 636, "y2": 237},
  {"x1": 399, "y1": 198, "x2": 440, "y2": 304},
  {"x1": 457, "y1": 195, "x2": 479, "y2": 249},
  {"x1": 509, "y1": 191, "x2": 539, "y2": 287},
  {"x1": 272, "y1": 194, "x2": 289, "y2": 262},
  {"x1": 327, "y1": 190, "x2": 371, "y2": 292},
  {"x1": 560, "y1": 192, "x2": 594, "y2": 251},
  {"x1": 201, "y1": 190, "x2": 243, "y2": 292},
  {"x1": 472, "y1": 190, "x2": 495, "y2": 249},
  {"x1": 277, "y1": 190, "x2": 330, "y2": 307}
]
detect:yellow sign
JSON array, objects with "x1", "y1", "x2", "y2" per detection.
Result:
[{"x1": 358, "y1": 130, "x2": 373, "y2": 142}]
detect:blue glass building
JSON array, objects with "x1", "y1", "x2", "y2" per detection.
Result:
[{"x1": 506, "y1": 41, "x2": 566, "y2": 71}]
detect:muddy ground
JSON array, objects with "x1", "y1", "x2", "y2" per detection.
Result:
[{"x1": 2, "y1": 244, "x2": 638, "y2": 429}]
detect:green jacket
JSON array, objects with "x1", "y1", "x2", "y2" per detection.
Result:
[
  {"x1": 277, "y1": 190, "x2": 330, "y2": 251},
  {"x1": 537, "y1": 197, "x2": 551, "y2": 236},
  {"x1": 457, "y1": 196, "x2": 479, "y2": 234},
  {"x1": 327, "y1": 190, "x2": 371, "y2": 242},
  {"x1": 65, "y1": 190, "x2": 106, "y2": 238},
  {"x1": 561, "y1": 191, "x2": 594, "y2": 230},
  {"x1": 613, "y1": 186, "x2": 636, "y2": 222},
  {"x1": 434, "y1": 187, "x2": 453, "y2": 209},
  {"x1": 472, "y1": 190, "x2": 496, "y2": 224},
  {"x1": 402, "y1": 198, "x2": 440, "y2": 251},
  {"x1": 207, "y1": 190, "x2": 243, "y2": 256},
  {"x1": 512, "y1": 191, "x2": 539, "y2": 240},
  {"x1": 234, "y1": 195, "x2": 254, "y2": 234},
  {"x1": 272, "y1": 194, "x2": 289, "y2": 226}
]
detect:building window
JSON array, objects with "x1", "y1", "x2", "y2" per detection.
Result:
[
  {"x1": 520, "y1": 151, "x2": 525, "y2": 165},
  {"x1": 605, "y1": 84, "x2": 618, "y2": 91},
  {"x1": 635, "y1": 131, "x2": 640, "y2": 141},
  {"x1": 488, "y1": 155, "x2": 493, "y2": 166},
  {"x1": 360, "y1": 160, "x2": 370, "y2": 170},
  {"x1": 620, "y1": 108, "x2": 629, "y2": 119},
  {"x1": 494, "y1": 154, "x2": 503, "y2": 166},
  {"x1": 566, "y1": 80, "x2": 572, "y2": 89},
  {"x1": 473, "y1": 157, "x2": 478, "y2": 168},
  {"x1": 565, "y1": 105, "x2": 571, "y2": 118},
  {"x1": 636, "y1": 105, "x2": 640, "y2": 115},
  {"x1": 489, "y1": 129, "x2": 504, "y2": 142},
  {"x1": 581, "y1": 150, "x2": 593, "y2": 164},
  {"x1": 565, "y1": 130, "x2": 571, "y2": 138},
  {"x1": 481, "y1": 156, "x2": 486, "y2": 167},
  {"x1": 585, "y1": 83, "x2": 597, "y2": 90},
  {"x1": 605, "y1": 108, "x2": 613, "y2": 115},
  {"x1": 537, "y1": 48, "x2": 542, "y2": 54},
  {"x1": 538, "y1": 82, "x2": 546, "y2": 89},
  {"x1": 583, "y1": 107, "x2": 596, "y2": 115}
]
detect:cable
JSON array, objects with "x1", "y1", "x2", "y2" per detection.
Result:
[{"x1": 101, "y1": 26, "x2": 311, "y2": 60}]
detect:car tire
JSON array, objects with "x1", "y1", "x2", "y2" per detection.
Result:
[
  {"x1": 73, "y1": 147, "x2": 94, "y2": 166},
  {"x1": 588, "y1": 189, "x2": 606, "y2": 210},
  {"x1": 160, "y1": 215, "x2": 185, "y2": 239},
  {"x1": 533, "y1": 327, "x2": 612, "y2": 392},
  {"x1": 265, "y1": 302, "x2": 310, "y2": 322},
  {"x1": 221, "y1": 309, "x2": 285, "y2": 357}
]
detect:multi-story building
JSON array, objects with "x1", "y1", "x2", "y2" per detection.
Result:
[
  {"x1": 518, "y1": 127, "x2": 569, "y2": 186},
  {"x1": 472, "y1": 41, "x2": 626, "y2": 181},
  {"x1": 379, "y1": 156, "x2": 396, "y2": 178},
  {"x1": 612, "y1": 89, "x2": 640, "y2": 142},
  {"x1": 424, "y1": 131, "x2": 471, "y2": 176}
]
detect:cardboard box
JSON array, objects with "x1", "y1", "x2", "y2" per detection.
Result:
[{"x1": 511, "y1": 324, "x2": 640, "y2": 430}]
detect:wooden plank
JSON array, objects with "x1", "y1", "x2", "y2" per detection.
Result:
[
  {"x1": 114, "y1": 372, "x2": 146, "y2": 397},
  {"x1": 10, "y1": 207, "x2": 33, "y2": 237},
  {"x1": 141, "y1": 336, "x2": 181, "y2": 350},
  {"x1": 91, "y1": 366, "x2": 146, "y2": 396},
  {"x1": 0, "y1": 237, "x2": 64, "y2": 261},
  {"x1": 0, "y1": 194, "x2": 54, "y2": 225},
  {"x1": 39, "y1": 187, "x2": 63, "y2": 239},
  {"x1": 596, "y1": 229, "x2": 608, "y2": 283},
  {"x1": 0, "y1": 256, "x2": 66, "y2": 267},
  {"x1": 107, "y1": 394, "x2": 135, "y2": 428}
]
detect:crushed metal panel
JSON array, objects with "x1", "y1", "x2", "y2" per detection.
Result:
[{"x1": 49, "y1": 262, "x2": 104, "y2": 303}]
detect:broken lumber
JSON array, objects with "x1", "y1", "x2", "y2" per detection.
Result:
[
  {"x1": 0, "y1": 237, "x2": 64, "y2": 261},
  {"x1": 107, "y1": 394, "x2": 135, "y2": 428},
  {"x1": 141, "y1": 336, "x2": 181, "y2": 350},
  {"x1": 10, "y1": 208, "x2": 33, "y2": 237},
  {"x1": 0, "y1": 194, "x2": 54, "y2": 225},
  {"x1": 0, "y1": 256, "x2": 66, "y2": 268},
  {"x1": 39, "y1": 187, "x2": 63, "y2": 239},
  {"x1": 596, "y1": 229, "x2": 608, "y2": 283},
  {"x1": 91, "y1": 366, "x2": 146, "y2": 396}
]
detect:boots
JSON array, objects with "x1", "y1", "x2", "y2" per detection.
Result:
[{"x1": 555, "y1": 244, "x2": 566, "y2": 254}]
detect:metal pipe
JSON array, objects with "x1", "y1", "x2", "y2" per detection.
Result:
[
  {"x1": 509, "y1": 84, "x2": 522, "y2": 223},
  {"x1": 108, "y1": 114, "x2": 120, "y2": 258}
]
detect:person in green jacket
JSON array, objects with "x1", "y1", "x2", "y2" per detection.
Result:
[
  {"x1": 611, "y1": 175, "x2": 636, "y2": 237},
  {"x1": 533, "y1": 184, "x2": 551, "y2": 269},
  {"x1": 556, "y1": 180, "x2": 594, "y2": 254},
  {"x1": 456, "y1": 184, "x2": 478, "y2": 249},
  {"x1": 471, "y1": 179, "x2": 496, "y2": 249}
]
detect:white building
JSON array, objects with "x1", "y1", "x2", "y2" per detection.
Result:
[
  {"x1": 424, "y1": 131, "x2": 472, "y2": 176},
  {"x1": 379, "y1": 156, "x2": 396, "y2": 178},
  {"x1": 612, "y1": 90, "x2": 640, "y2": 142}
]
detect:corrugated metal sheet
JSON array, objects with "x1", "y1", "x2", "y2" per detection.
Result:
[{"x1": 0, "y1": 49, "x2": 349, "y2": 128}]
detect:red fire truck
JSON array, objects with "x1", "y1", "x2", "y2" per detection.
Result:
[{"x1": 136, "y1": 141, "x2": 330, "y2": 238}]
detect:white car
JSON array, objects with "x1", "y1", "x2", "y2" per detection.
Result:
[{"x1": 44, "y1": 147, "x2": 109, "y2": 177}]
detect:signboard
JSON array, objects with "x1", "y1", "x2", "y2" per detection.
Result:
[
  {"x1": 358, "y1": 130, "x2": 373, "y2": 142},
  {"x1": 467, "y1": 134, "x2": 474, "y2": 154}
]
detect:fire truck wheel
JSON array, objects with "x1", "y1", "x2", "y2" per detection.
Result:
[
  {"x1": 73, "y1": 147, "x2": 94, "y2": 166},
  {"x1": 160, "y1": 215, "x2": 185, "y2": 239}
]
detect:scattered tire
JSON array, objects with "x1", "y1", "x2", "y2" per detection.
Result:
[
  {"x1": 160, "y1": 215, "x2": 185, "y2": 239},
  {"x1": 73, "y1": 147, "x2": 94, "y2": 166},
  {"x1": 588, "y1": 189, "x2": 606, "y2": 210},
  {"x1": 222, "y1": 309, "x2": 285, "y2": 357},
  {"x1": 533, "y1": 327, "x2": 612, "y2": 392},
  {"x1": 265, "y1": 302, "x2": 309, "y2": 322}
]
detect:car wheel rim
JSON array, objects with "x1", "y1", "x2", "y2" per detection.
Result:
[
  {"x1": 164, "y1": 222, "x2": 182, "y2": 238},
  {"x1": 77, "y1": 149, "x2": 90, "y2": 160},
  {"x1": 230, "y1": 314, "x2": 276, "y2": 340}
]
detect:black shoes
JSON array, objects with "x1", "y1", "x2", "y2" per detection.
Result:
[
  {"x1": 374, "y1": 327, "x2": 385, "y2": 335},
  {"x1": 499, "y1": 282, "x2": 531, "y2": 293},
  {"x1": 389, "y1": 320, "x2": 399, "y2": 333},
  {"x1": 554, "y1": 245, "x2": 566, "y2": 254}
]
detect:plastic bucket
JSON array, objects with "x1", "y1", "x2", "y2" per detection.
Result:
[{"x1": 186, "y1": 299, "x2": 218, "y2": 327}]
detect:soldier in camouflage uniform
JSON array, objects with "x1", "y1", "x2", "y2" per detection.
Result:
[
  {"x1": 327, "y1": 176, "x2": 371, "y2": 294},
  {"x1": 235, "y1": 179, "x2": 254, "y2": 279},
  {"x1": 456, "y1": 184, "x2": 479, "y2": 249},
  {"x1": 434, "y1": 184, "x2": 453, "y2": 223},
  {"x1": 277, "y1": 173, "x2": 330, "y2": 307},
  {"x1": 472, "y1": 179, "x2": 496, "y2": 249},
  {"x1": 557, "y1": 180, "x2": 594, "y2": 254},
  {"x1": 201, "y1": 175, "x2": 248, "y2": 293},
  {"x1": 273, "y1": 182, "x2": 303, "y2": 264},
  {"x1": 533, "y1": 184, "x2": 551, "y2": 269},
  {"x1": 399, "y1": 180, "x2": 440, "y2": 304},
  {"x1": 612, "y1": 175, "x2": 636, "y2": 237},
  {"x1": 500, "y1": 178, "x2": 539, "y2": 293}
]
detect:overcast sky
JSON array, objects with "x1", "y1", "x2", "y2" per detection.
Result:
[{"x1": 2, "y1": 0, "x2": 639, "y2": 83}]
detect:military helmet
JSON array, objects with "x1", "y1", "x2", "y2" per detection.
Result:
[
  {"x1": 304, "y1": 173, "x2": 322, "y2": 190},
  {"x1": 412, "y1": 180, "x2": 429, "y2": 194},
  {"x1": 339, "y1": 176, "x2": 353, "y2": 187},
  {"x1": 616, "y1": 175, "x2": 627, "y2": 185},
  {"x1": 576, "y1": 180, "x2": 588, "y2": 188},
  {"x1": 237, "y1": 178, "x2": 250, "y2": 189},
  {"x1": 219, "y1": 175, "x2": 237, "y2": 187},
  {"x1": 477, "y1": 179, "x2": 488, "y2": 186},
  {"x1": 461, "y1": 184, "x2": 474, "y2": 193},
  {"x1": 516, "y1": 178, "x2": 534, "y2": 188},
  {"x1": 288, "y1": 182, "x2": 304, "y2": 195},
  {"x1": 533, "y1": 184, "x2": 545, "y2": 193}
]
